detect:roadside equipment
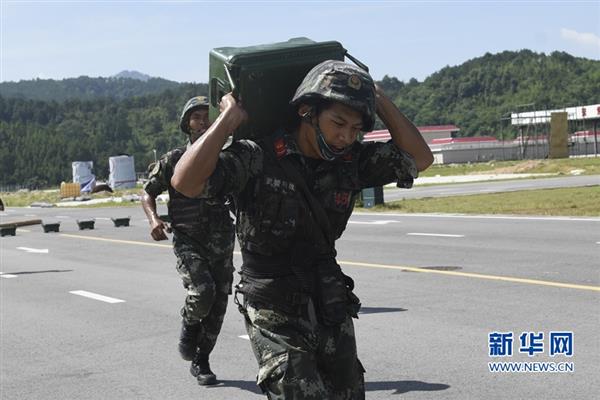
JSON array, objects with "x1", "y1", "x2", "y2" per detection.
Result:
[
  {"x1": 0, "y1": 224, "x2": 17, "y2": 237},
  {"x1": 111, "y1": 217, "x2": 130, "y2": 227},
  {"x1": 42, "y1": 222, "x2": 60, "y2": 233},
  {"x1": 76, "y1": 219, "x2": 95, "y2": 230}
]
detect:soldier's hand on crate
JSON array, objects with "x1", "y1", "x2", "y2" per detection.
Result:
[{"x1": 219, "y1": 93, "x2": 248, "y2": 127}]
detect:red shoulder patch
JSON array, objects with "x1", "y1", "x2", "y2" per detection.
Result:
[
  {"x1": 274, "y1": 138, "x2": 287, "y2": 158},
  {"x1": 334, "y1": 191, "x2": 351, "y2": 208}
]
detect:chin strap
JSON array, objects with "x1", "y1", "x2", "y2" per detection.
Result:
[
  {"x1": 188, "y1": 129, "x2": 207, "y2": 143},
  {"x1": 302, "y1": 107, "x2": 350, "y2": 161}
]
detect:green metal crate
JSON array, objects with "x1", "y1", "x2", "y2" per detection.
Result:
[{"x1": 209, "y1": 37, "x2": 351, "y2": 140}]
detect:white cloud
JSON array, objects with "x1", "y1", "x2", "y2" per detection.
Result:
[{"x1": 560, "y1": 28, "x2": 600, "y2": 49}]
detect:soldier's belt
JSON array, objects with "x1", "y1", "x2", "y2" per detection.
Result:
[{"x1": 241, "y1": 250, "x2": 294, "y2": 278}]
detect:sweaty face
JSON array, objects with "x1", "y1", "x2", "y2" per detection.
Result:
[
  {"x1": 316, "y1": 102, "x2": 363, "y2": 154},
  {"x1": 188, "y1": 108, "x2": 210, "y2": 141}
]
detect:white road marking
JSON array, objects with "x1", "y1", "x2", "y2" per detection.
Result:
[
  {"x1": 17, "y1": 247, "x2": 49, "y2": 254},
  {"x1": 25, "y1": 214, "x2": 37, "y2": 217},
  {"x1": 238, "y1": 335, "x2": 250, "y2": 340},
  {"x1": 597, "y1": 242, "x2": 600, "y2": 245},
  {"x1": 95, "y1": 217, "x2": 111, "y2": 220},
  {"x1": 55, "y1": 215, "x2": 70, "y2": 219},
  {"x1": 16, "y1": 229, "x2": 30, "y2": 233},
  {"x1": 69, "y1": 290, "x2": 125, "y2": 303},
  {"x1": 407, "y1": 233, "x2": 465, "y2": 238},
  {"x1": 349, "y1": 220, "x2": 400, "y2": 225},
  {"x1": 353, "y1": 212, "x2": 600, "y2": 222},
  {"x1": 0, "y1": 272, "x2": 18, "y2": 279}
]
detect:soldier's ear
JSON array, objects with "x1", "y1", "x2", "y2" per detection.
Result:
[{"x1": 297, "y1": 104, "x2": 311, "y2": 118}]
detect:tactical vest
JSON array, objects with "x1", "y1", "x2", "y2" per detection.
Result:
[
  {"x1": 237, "y1": 135, "x2": 361, "y2": 276},
  {"x1": 166, "y1": 149, "x2": 231, "y2": 233}
]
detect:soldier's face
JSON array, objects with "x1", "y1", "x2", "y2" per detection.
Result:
[
  {"x1": 188, "y1": 108, "x2": 210, "y2": 142},
  {"x1": 317, "y1": 102, "x2": 363, "y2": 151}
]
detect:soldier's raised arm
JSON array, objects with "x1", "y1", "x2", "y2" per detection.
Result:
[
  {"x1": 374, "y1": 85, "x2": 433, "y2": 171},
  {"x1": 171, "y1": 94, "x2": 247, "y2": 197}
]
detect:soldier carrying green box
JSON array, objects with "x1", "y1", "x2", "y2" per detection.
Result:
[{"x1": 172, "y1": 58, "x2": 433, "y2": 399}]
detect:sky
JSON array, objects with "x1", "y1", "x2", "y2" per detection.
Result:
[{"x1": 1, "y1": 0, "x2": 599, "y2": 83}]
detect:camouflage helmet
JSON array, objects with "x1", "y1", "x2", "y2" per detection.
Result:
[
  {"x1": 290, "y1": 60, "x2": 376, "y2": 132},
  {"x1": 179, "y1": 96, "x2": 209, "y2": 134}
]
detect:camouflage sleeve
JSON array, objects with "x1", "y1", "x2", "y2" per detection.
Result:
[
  {"x1": 143, "y1": 154, "x2": 172, "y2": 197},
  {"x1": 358, "y1": 141, "x2": 418, "y2": 189},
  {"x1": 198, "y1": 139, "x2": 263, "y2": 198}
]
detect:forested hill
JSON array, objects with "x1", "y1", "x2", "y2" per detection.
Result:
[
  {"x1": 376, "y1": 50, "x2": 599, "y2": 137},
  {"x1": 0, "y1": 50, "x2": 598, "y2": 187},
  {"x1": 0, "y1": 76, "x2": 181, "y2": 102},
  {"x1": 0, "y1": 83, "x2": 208, "y2": 188}
]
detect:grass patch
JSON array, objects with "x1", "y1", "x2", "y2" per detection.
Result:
[
  {"x1": 420, "y1": 157, "x2": 600, "y2": 177},
  {"x1": 0, "y1": 187, "x2": 144, "y2": 208},
  {"x1": 365, "y1": 186, "x2": 600, "y2": 216}
]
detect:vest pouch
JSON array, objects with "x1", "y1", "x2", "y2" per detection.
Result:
[
  {"x1": 315, "y1": 261, "x2": 348, "y2": 326},
  {"x1": 258, "y1": 192, "x2": 280, "y2": 232},
  {"x1": 258, "y1": 180, "x2": 299, "y2": 240}
]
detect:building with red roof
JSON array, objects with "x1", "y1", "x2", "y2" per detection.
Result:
[
  {"x1": 363, "y1": 125, "x2": 460, "y2": 144},
  {"x1": 363, "y1": 125, "x2": 598, "y2": 164}
]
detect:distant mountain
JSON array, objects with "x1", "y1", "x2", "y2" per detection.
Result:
[
  {"x1": 112, "y1": 70, "x2": 152, "y2": 81},
  {"x1": 0, "y1": 75, "x2": 181, "y2": 102}
]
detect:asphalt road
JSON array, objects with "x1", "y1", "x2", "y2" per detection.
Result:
[
  {"x1": 1, "y1": 207, "x2": 599, "y2": 400},
  {"x1": 386, "y1": 174, "x2": 600, "y2": 200}
]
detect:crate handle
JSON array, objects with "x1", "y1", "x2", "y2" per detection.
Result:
[
  {"x1": 210, "y1": 77, "x2": 228, "y2": 107},
  {"x1": 223, "y1": 64, "x2": 239, "y2": 100},
  {"x1": 344, "y1": 51, "x2": 369, "y2": 73}
]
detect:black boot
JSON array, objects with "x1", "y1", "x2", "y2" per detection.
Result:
[
  {"x1": 178, "y1": 321, "x2": 201, "y2": 361},
  {"x1": 190, "y1": 353, "x2": 217, "y2": 385}
]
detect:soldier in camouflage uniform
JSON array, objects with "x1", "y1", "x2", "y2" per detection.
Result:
[
  {"x1": 141, "y1": 96, "x2": 235, "y2": 386},
  {"x1": 172, "y1": 61, "x2": 433, "y2": 399}
]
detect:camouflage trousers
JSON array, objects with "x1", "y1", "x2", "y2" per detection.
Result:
[
  {"x1": 241, "y1": 299, "x2": 365, "y2": 400},
  {"x1": 173, "y1": 232, "x2": 234, "y2": 355}
]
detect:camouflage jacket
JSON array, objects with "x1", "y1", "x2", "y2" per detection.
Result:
[
  {"x1": 144, "y1": 145, "x2": 233, "y2": 241},
  {"x1": 202, "y1": 131, "x2": 417, "y2": 261}
]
